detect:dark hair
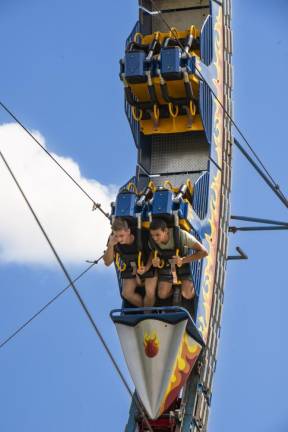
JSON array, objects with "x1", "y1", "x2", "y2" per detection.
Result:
[
  {"x1": 150, "y1": 218, "x2": 167, "y2": 231},
  {"x1": 112, "y1": 217, "x2": 130, "y2": 232}
]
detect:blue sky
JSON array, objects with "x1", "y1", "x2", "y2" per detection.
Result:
[{"x1": 0, "y1": 1, "x2": 288, "y2": 431}]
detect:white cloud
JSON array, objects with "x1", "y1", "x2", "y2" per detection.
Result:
[{"x1": 0, "y1": 123, "x2": 116, "y2": 265}]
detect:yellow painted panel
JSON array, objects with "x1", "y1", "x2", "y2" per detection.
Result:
[
  {"x1": 129, "y1": 83, "x2": 150, "y2": 102},
  {"x1": 128, "y1": 74, "x2": 199, "y2": 106},
  {"x1": 140, "y1": 114, "x2": 204, "y2": 135}
]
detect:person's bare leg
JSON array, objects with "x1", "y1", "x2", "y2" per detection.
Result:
[
  {"x1": 122, "y1": 278, "x2": 143, "y2": 307},
  {"x1": 143, "y1": 276, "x2": 158, "y2": 307},
  {"x1": 181, "y1": 280, "x2": 195, "y2": 300},
  {"x1": 158, "y1": 281, "x2": 173, "y2": 299}
]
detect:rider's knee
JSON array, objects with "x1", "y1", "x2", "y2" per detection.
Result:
[
  {"x1": 122, "y1": 288, "x2": 130, "y2": 300},
  {"x1": 181, "y1": 281, "x2": 195, "y2": 299},
  {"x1": 181, "y1": 290, "x2": 194, "y2": 300},
  {"x1": 158, "y1": 289, "x2": 168, "y2": 299},
  {"x1": 122, "y1": 279, "x2": 135, "y2": 297},
  {"x1": 158, "y1": 283, "x2": 172, "y2": 299}
]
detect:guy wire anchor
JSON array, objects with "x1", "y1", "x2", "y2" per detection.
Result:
[
  {"x1": 139, "y1": 5, "x2": 160, "y2": 15},
  {"x1": 92, "y1": 202, "x2": 110, "y2": 219},
  {"x1": 86, "y1": 252, "x2": 105, "y2": 265}
]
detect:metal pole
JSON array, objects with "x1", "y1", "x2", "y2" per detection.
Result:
[
  {"x1": 229, "y1": 226, "x2": 288, "y2": 232},
  {"x1": 231, "y1": 215, "x2": 288, "y2": 226}
]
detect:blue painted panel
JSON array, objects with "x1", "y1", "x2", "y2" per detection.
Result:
[
  {"x1": 192, "y1": 171, "x2": 209, "y2": 220},
  {"x1": 191, "y1": 230, "x2": 204, "y2": 298},
  {"x1": 178, "y1": 201, "x2": 189, "y2": 220},
  {"x1": 161, "y1": 47, "x2": 182, "y2": 80},
  {"x1": 195, "y1": 160, "x2": 220, "y2": 336},
  {"x1": 151, "y1": 190, "x2": 174, "y2": 216},
  {"x1": 124, "y1": 21, "x2": 141, "y2": 147},
  {"x1": 201, "y1": 15, "x2": 213, "y2": 66},
  {"x1": 125, "y1": 51, "x2": 146, "y2": 82},
  {"x1": 187, "y1": 56, "x2": 196, "y2": 74},
  {"x1": 115, "y1": 193, "x2": 137, "y2": 218},
  {"x1": 111, "y1": 310, "x2": 188, "y2": 326},
  {"x1": 199, "y1": 81, "x2": 213, "y2": 145}
]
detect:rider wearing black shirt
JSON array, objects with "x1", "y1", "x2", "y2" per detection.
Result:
[{"x1": 103, "y1": 218, "x2": 157, "y2": 307}]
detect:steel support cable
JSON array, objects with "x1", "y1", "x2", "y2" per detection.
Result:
[
  {"x1": 0, "y1": 259, "x2": 102, "y2": 349},
  {"x1": 0, "y1": 151, "x2": 153, "y2": 432},
  {"x1": 0, "y1": 100, "x2": 110, "y2": 220},
  {"x1": 233, "y1": 138, "x2": 288, "y2": 207},
  {"x1": 147, "y1": 0, "x2": 288, "y2": 207}
]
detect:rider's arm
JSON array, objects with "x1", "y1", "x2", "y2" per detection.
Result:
[
  {"x1": 103, "y1": 234, "x2": 117, "y2": 266},
  {"x1": 182, "y1": 240, "x2": 208, "y2": 264},
  {"x1": 176, "y1": 230, "x2": 208, "y2": 265},
  {"x1": 137, "y1": 252, "x2": 154, "y2": 274},
  {"x1": 144, "y1": 252, "x2": 153, "y2": 271}
]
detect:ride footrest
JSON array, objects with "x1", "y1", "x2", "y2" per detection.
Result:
[
  {"x1": 138, "y1": 398, "x2": 180, "y2": 432},
  {"x1": 138, "y1": 416, "x2": 177, "y2": 432}
]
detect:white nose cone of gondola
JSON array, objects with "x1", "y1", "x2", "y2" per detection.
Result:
[{"x1": 111, "y1": 309, "x2": 202, "y2": 419}]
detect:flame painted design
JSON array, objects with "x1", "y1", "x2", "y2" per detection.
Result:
[
  {"x1": 144, "y1": 331, "x2": 160, "y2": 358},
  {"x1": 160, "y1": 334, "x2": 201, "y2": 415},
  {"x1": 197, "y1": 6, "x2": 224, "y2": 343},
  {"x1": 212, "y1": 8, "x2": 224, "y2": 165},
  {"x1": 199, "y1": 170, "x2": 221, "y2": 341}
]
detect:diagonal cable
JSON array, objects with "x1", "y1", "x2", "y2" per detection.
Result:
[
  {"x1": 0, "y1": 150, "x2": 153, "y2": 432},
  {"x1": 0, "y1": 100, "x2": 110, "y2": 219},
  {"x1": 146, "y1": 0, "x2": 288, "y2": 207},
  {"x1": 0, "y1": 258, "x2": 101, "y2": 349}
]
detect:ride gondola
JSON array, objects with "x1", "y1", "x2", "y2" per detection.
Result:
[{"x1": 110, "y1": 1, "x2": 233, "y2": 430}]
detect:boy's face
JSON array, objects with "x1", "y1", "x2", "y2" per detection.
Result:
[
  {"x1": 150, "y1": 228, "x2": 169, "y2": 244},
  {"x1": 113, "y1": 228, "x2": 131, "y2": 245}
]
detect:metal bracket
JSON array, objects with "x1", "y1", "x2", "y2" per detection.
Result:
[
  {"x1": 229, "y1": 215, "x2": 288, "y2": 233},
  {"x1": 231, "y1": 215, "x2": 288, "y2": 225},
  {"x1": 230, "y1": 225, "x2": 288, "y2": 233},
  {"x1": 139, "y1": 5, "x2": 160, "y2": 15},
  {"x1": 227, "y1": 246, "x2": 248, "y2": 261}
]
